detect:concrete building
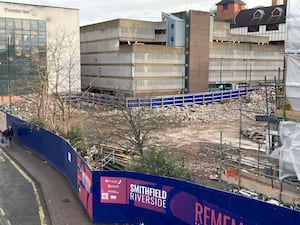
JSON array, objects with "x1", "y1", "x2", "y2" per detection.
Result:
[
  {"x1": 166, "y1": 7, "x2": 284, "y2": 91},
  {"x1": 209, "y1": 0, "x2": 286, "y2": 89},
  {"x1": 81, "y1": 0, "x2": 287, "y2": 96},
  {"x1": 210, "y1": 21, "x2": 284, "y2": 89},
  {"x1": 0, "y1": 1, "x2": 81, "y2": 96},
  {"x1": 80, "y1": 19, "x2": 185, "y2": 97}
]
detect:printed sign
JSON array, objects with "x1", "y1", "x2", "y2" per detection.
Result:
[
  {"x1": 77, "y1": 156, "x2": 93, "y2": 218},
  {"x1": 169, "y1": 191, "x2": 251, "y2": 225},
  {"x1": 100, "y1": 176, "x2": 252, "y2": 225},
  {"x1": 127, "y1": 178, "x2": 173, "y2": 213},
  {"x1": 100, "y1": 177, "x2": 127, "y2": 204}
]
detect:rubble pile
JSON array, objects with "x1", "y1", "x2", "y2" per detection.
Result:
[
  {"x1": 10, "y1": 88, "x2": 276, "y2": 128},
  {"x1": 147, "y1": 88, "x2": 276, "y2": 126},
  {"x1": 241, "y1": 128, "x2": 265, "y2": 144}
]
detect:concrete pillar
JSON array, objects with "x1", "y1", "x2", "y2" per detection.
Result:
[{"x1": 272, "y1": 0, "x2": 280, "y2": 6}]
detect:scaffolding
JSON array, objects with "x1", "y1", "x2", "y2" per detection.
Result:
[{"x1": 204, "y1": 79, "x2": 300, "y2": 208}]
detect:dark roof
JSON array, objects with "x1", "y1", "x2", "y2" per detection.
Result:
[
  {"x1": 231, "y1": 4, "x2": 286, "y2": 28},
  {"x1": 216, "y1": 0, "x2": 246, "y2": 5}
]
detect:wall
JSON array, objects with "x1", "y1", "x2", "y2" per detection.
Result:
[
  {"x1": 230, "y1": 24, "x2": 286, "y2": 42},
  {"x1": 162, "y1": 12, "x2": 185, "y2": 47},
  {"x1": 209, "y1": 42, "x2": 284, "y2": 84},
  {"x1": 216, "y1": 3, "x2": 245, "y2": 21},
  {"x1": 188, "y1": 10, "x2": 210, "y2": 93}
]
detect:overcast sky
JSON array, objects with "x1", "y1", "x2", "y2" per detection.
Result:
[{"x1": 5, "y1": 0, "x2": 275, "y2": 25}]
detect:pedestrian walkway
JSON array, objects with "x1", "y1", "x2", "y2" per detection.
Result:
[{"x1": 2, "y1": 143, "x2": 106, "y2": 225}]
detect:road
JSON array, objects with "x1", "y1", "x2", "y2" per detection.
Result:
[{"x1": 0, "y1": 147, "x2": 45, "y2": 225}]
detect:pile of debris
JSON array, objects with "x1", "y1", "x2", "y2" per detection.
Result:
[{"x1": 241, "y1": 128, "x2": 266, "y2": 144}]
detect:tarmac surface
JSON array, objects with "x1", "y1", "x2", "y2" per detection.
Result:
[
  {"x1": 0, "y1": 148, "x2": 42, "y2": 225},
  {"x1": 0, "y1": 142, "x2": 109, "y2": 225}
]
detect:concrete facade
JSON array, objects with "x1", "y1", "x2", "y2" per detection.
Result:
[
  {"x1": 209, "y1": 21, "x2": 284, "y2": 89},
  {"x1": 81, "y1": 19, "x2": 185, "y2": 97},
  {"x1": 81, "y1": 5, "x2": 286, "y2": 96},
  {"x1": 0, "y1": 2, "x2": 81, "y2": 94}
]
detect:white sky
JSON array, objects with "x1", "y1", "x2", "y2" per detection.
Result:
[{"x1": 4, "y1": 0, "x2": 276, "y2": 25}]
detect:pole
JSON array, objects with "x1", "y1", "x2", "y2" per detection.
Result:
[
  {"x1": 219, "y1": 58, "x2": 223, "y2": 85},
  {"x1": 7, "y1": 37, "x2": 11, "y2": 114},
  {"x1": 238, "y1": 97, "x2": 242, "y2": 190},
  {"x1": 219, "y1": 131, "x2": 223, "y2": 188},
  {"x1": 265, "y1": 76, "x2": 271, "y2": 155},
  {"x1": 245, "y1": 59, "x2": 248, "y2": 84},
  {"x1": 249, "y1": 59, "x2": 252, "y2": 87}
]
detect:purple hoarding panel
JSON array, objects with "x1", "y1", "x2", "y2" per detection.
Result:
[
  {"x1": 98, "y1": 176, "x2": 257, "y2": 225},
  {"x1": 77, "y1": 156, "x2": 93, "y2": 218},
  {"x1": 94, "y1": 172, "x2": 300, "y2": 225}
]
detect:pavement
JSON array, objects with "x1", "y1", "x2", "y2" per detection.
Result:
[
  {"x1": 0, "y1": 148, "x2": 43, "y2": 225},
  {"x1": 0, "y1": 142, "x2": 108, "y2": 225}
]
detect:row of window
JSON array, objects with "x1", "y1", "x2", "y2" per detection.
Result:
[
  {"x1": 0, "y1": 17, "x2": 47, "y2": 95},
  {"x1": 0, "y1": 18, "x2": 46, "y2": 31},
  {"x1": 253, "y1": 7, "x2": 284, "y2": 19},
  {"x1": 248, "y1": 24, "x2": 279, "y2": 32}
]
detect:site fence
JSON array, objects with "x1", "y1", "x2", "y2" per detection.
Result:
[
  {"x1": 3, "y1": 111, "x2": 299, "y2": 225},
  {"x1": 126, "y1": 87, "x2": 259, "y2": 108},
  {"x1": 62, "y1": 87, "x2": 259, "y2": 109}
]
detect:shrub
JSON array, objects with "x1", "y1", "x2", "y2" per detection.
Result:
[
  {"x1": 29, "y1": 117, "x2": 47, "y2": 128},
  {"x1": 56, "y1": 126, "x2": 83, "y2": 147},
  {"x1": 126, "y1": 147, "x2": 194, "y2": 182}
]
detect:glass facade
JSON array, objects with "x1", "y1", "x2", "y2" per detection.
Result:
[{"x1": 0, "y1": 17, "x2": 47, "y2": 95}]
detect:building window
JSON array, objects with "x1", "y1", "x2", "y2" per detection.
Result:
[
  {"x1": 266, "y1": 24, "x2": 279, "y2": 31},
  {"x1": 272, "y1": 7, "x2": 283, "y2": 17},
  {"x1": 253, "y1": 9, "x2": 265, "y2": 19},
  {"x1": 248, "y1": 26, "x2": 259, "y2": 32},
  {"x1": 0, "y1": 17, "x2": 47, "y2": 96},
  {"x1": 223, "y1": 4, "x2": 228, "y2": 10},
  {"x1": 155, "y1": 29, "x2": 166, "y2": 34}
]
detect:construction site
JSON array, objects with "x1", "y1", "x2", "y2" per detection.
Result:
[{"x1": 0, "y1": 0, "x2": 299, "y2": 218}]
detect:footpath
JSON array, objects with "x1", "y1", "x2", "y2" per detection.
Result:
[{"x1": 3, "y1": 143, "x2": 107, "y2": 225}]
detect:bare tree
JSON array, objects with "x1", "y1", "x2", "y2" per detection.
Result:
[
  {"x1": 12, "y1": 60, "x2": 49, "y2": 123},
  {"x1": 94, "y1": 96, "x2": 170, "y2": 157},
  {"x1": 46, "y1": 29, "x2": 81, "y2": 134},
  {"x1": 11, "y1": 28, "x2": 81, "y2": 136}
]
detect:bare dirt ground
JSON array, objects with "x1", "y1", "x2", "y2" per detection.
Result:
[
  {"x1": 152, "y1": 105, "x2": 267, "y2": 186},
  {"x1": 13, "y1": 88, "x2": 273, "y2": 188},
  {"x1": 13, "y1": 89, "x2": 300, "y2": 205}
]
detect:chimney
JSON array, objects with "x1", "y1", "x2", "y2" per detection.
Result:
[{"x1": 272, "y1": 0, "x2": 280, "y2": 5}]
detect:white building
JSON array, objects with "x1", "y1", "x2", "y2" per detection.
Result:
[{"x1": 0, "y1": 1, "x2": 81, "y2": 96}]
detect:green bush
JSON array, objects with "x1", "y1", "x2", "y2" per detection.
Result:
[
  {"x1": 126, "y1": 147, "x2": 194, "y2": 182},
  {"x1": 56, "y1": 126, "x2": 83, "y2": 147},
  {"x1": 29, "y1": 117, "x2": 47, "y2": 128},
  {"x1": 66, "y1": 127, "x2": 83, "y2": 147}
]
